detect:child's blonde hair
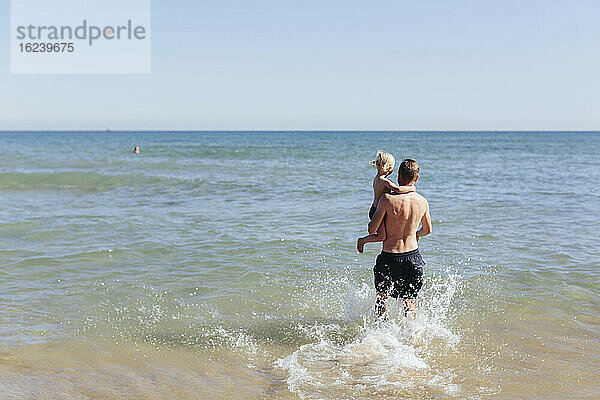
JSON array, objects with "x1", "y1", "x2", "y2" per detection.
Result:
[{"x1": 369, "y1": 150, "x2": 395, "y2": 173}]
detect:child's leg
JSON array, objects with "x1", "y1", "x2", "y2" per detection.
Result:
[
  {"x1": 357, "y1": 234, "x2": 381, "y2": 253},
  {"x1": 357, "y1": 220, "x2": 386, "y2": 253}
]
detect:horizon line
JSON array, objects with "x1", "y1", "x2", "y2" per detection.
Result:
[{"x1": 1, "y1": 129, "x2": 599, "y2": 133}]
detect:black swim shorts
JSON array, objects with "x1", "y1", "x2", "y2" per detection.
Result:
[
  {"x1": 374, "y1": 249, "x2": 425, "y2": 299},
  {"x1": 369, "y1": 205, "x2": 377, "y2": 220}
]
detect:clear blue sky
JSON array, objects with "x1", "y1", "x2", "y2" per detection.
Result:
[{"x1": 1, "y1": 0, "x2": 599, "y2": 130}]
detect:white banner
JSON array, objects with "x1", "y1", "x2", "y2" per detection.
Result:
[{"x1": 11, "y1": 0, "x2": 151, "y2": 74}]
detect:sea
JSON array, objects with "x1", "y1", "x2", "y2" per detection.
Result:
[{"x1": 0, "y1": 131, "x2": 598, "y2": 399}]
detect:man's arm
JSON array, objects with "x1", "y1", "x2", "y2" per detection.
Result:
[
  {"x1": 368, "y1": 195, "x2": 388, "y2": 235},
  {"x1": 382, "y1": 178, "x2": 415, "y2": 194},
  {"x1": 416, "y1": 199, "x2": 432, "y2": 239}
]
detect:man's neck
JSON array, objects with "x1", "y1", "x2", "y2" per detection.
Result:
[{"x1": 398, "y1": 180, "x2": 414, "y2": 186}]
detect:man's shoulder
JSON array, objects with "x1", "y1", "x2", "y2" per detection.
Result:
[
  {"x1": 380, "y1": 192, "x2": 394, "y2": 203},
  {"x1": 394, "y1": 191, "x2": 428, "y2": 206},
  {"x1": 411, "y1": 191, "x2": 428, "y2": 203},
  {"x1": 412, "y1": 192, "x2": 429, "y2": 209},
  {"x1": 413, "y1": 191, "x2": 427, "y2": 201},
  {"x1": 387, "y1": 191, "x2": 425, "y2": 200}
]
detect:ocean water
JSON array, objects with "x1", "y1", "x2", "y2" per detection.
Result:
[{"x1": 0, "y1": 131, "x2": 599, "y2": 399}]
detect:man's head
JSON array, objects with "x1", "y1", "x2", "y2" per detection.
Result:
[{"x1": 398, "y1": 159, "x2": 419, "y2": 185}]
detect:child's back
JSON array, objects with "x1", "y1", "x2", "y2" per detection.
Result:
[{"x1": 372, "y1": 174, "x2": 394, "y2": 208}]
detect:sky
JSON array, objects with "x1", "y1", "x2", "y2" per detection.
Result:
[{"x1": 1, "y1": 0, "x2": 599, "y2": 131}]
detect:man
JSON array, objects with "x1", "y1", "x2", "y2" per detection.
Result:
[{"x1": 366, "y1": 159, "x2": 432, "y2": 317}]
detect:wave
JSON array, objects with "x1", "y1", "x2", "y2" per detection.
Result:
[{"x1": 0, "y1": 171, "x2": 166, "y2": 192}]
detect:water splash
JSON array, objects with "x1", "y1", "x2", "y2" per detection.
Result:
[{"x1": 275, "y1": 268, "x2": 463, "y2": 399}]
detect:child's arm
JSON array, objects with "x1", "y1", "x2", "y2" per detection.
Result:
[{"x1": 382, "y1": 177, "x2": 415, "y2": 194}]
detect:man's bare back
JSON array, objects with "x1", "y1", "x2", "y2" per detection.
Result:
[{"x1": 368, "y1": 191, "x2": 431, "y2": 253}]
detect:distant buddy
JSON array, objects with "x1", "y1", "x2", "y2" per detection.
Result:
[{"x1": 133, "y1": 146, "x2": 140, "y2": 154}]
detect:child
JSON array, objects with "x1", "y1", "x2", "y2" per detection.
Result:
[{"x1": 357, "y1": 150, "x2": 415, "y2": 253}]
